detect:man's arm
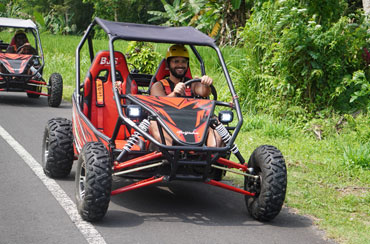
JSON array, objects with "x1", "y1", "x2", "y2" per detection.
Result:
[
  {"x1": 6, "y1": 45, "x2": 15, "y2": 53},
  {"x1": 151, "y1": 81, "x2": 185, "y2": 97}
]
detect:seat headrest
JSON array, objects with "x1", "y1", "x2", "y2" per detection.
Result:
[{"x1": 90, "y1": 51, "x2": 129, "y2": 78}]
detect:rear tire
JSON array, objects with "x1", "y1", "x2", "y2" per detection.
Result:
[
  {"x1": 27, "y1": 86, "x2": 41, "y2": 98},
  {"x1": 42, "y1": 118, "x2": 74, "y2": 178},
  {"x1": 48, "y1": 73, "x2": 63, "y2": 107},
  {"x1": 244, "y1": 145, "x2": 287, "y2": 221},
  {"x1": 75, "y1": 142, "x2": 112, "y2": 222}
]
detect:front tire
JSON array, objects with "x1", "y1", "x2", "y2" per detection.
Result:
[
  {"x1": 42, "y1": 118, "x2": 74, "y2": 178},
  {"x1": 75, "y1": 142, "x2": 112, "y2": 222},
  {"x1": 48, "y1": 73, "x2": 63, "y2": 107},
  {"x1": 244, "y1": 145, "x2": 287, "y2": 221}
]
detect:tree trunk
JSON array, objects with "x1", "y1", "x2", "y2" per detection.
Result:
[
  {"x1": 219, "y1": 0, "x2": 246, "y2": 45},
  {"x1": 363, "y1": 0, "x2": 370, "y2": 15}
]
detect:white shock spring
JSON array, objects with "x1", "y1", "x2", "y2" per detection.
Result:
[
  {"x1": 214, "y1": 123, "x2": 240, "y2": 154},
  {"x1": 122, "y1": 119, "x2": 150, "y2": 153}
]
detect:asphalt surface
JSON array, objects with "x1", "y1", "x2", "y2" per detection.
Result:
[{"x1": 0, "y1": 93, "x2": 336, "y2": 244}]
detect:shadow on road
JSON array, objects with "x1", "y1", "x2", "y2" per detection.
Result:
[
  {"x1": 0, "y1": 93, "x2": 70, "y2": 110},
  {"x1": 95, "y1": 178, "x2": 315, "y2": 230}
]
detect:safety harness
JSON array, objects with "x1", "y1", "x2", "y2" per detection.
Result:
[
  {"x1": 95, "y1": 78, "x2": 104, "y2": 131},
  {"x1": 159, "y1": 78, "x2": 192, "y2": 96}
]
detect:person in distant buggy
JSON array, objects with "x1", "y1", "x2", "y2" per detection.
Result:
[
  {"x1": 6, "y1": 30, "x2": 37, "y2": 55},
  {"x1": 150, "y1": 44, "x2": 222, "y2": 147}
]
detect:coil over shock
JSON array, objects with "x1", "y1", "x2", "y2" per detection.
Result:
[
  {"x1": 116, "y1": 119, "x2": 150, "y2": 161},
  {"x1": 210, "y1": 119, "x2": 245, "y2": 164}
]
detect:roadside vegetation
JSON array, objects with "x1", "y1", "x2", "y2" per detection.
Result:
[{"x1": 1, "y1": 0, "x2": 369, "y2": 244}]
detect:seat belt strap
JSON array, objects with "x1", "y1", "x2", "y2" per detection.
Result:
[
  {"x1": 96, "y1": 78, "x2": 104, "y2": 131},
  {"x1": 159, "y1": 79, "x2": 172, "y2": 95}
]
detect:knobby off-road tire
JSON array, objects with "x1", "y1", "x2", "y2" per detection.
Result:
[
  {"x1": 75, "y1": 142, "x2": 112, "y2": 222},
  {"x1": 42, "y1": 118, "x2": 74, "y2": 178},
  {"x1": 48, "y1": 73, "x2": 63, "y2": 107},
  {"x1": 244, "y1": 145, "x2": 287, "y2": 221}
]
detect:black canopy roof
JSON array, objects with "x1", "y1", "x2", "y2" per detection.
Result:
[{"x1": 95, "y1": 17, "x2": 216, "y2": 47}]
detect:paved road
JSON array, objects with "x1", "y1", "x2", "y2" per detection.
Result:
[{"x1": 0, "y1": 93, "x2": 336, "y2": 244}]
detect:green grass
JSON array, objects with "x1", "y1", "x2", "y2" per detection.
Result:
[
  {"x1": 229, "y1": 113, "x2": 370, "y2": 244},
  {"x1": 27, "y1": 33, "x2": 370, "y2": 244}
]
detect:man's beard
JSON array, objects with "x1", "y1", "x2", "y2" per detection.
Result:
[{"x1": 169, "y1": 66, "x2": 187, "y2": 79}]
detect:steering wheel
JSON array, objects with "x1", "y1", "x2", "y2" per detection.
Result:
[
  {"x1": 16, "y1": 43, "x2": 29, "y2": 54},
  {"x1": 16, "y1": 42, "x2": 31, "y2": 54},
  {"x1": 184, "y1": 78, "x2": 218, "y2": 100},
  {"x1": 128, "y1": 63, "x2": 139, "y2": 73}
]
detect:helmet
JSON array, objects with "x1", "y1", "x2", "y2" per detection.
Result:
[
  {"x1": 15, "y1": 30, "x2": 26, "y2": 37},
  {"x1": 166, "y1": 44, "x2": 189, "y2": 59},
  {"x1": 15, "y1": 30, "x2": 26, "y2": 35}
]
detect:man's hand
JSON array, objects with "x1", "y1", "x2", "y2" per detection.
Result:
[
  {"x1": 173, "y1": 82, "x2": 185, "y2": 96},
  {"x1": 192, "y1": 75, "x2": 213, "y2": 97},
  {"x1": 200, "y1": 75, "x2": 213, "y2": 86}
]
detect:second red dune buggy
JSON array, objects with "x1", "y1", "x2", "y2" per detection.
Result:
[
  {"x1": 0, "y1": 17, "x2": 63, "y2": 107},
  {"x1": 42, "y1": 17, "x2": 287, "y2": 222}
]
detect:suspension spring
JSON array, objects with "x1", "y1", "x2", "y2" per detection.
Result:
[
  {"x1": 214, "y1": 122, "x2": 245, "y2": 164},
  {"x1": 214, "y1": 123, "x2": 239, "y2": 154},
  {"x1": 117, "y1": 119, "x2": 150, "y2": 161}
]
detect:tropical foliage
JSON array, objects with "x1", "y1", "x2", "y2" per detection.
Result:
[
  {"x1": 148, "y1": 0, "x2": 251, "y2": 45},
  {"x1": 1, "y1": 0, "x2": 368, "y2": 115},
  {"x1": 125, "y1": 42, "x2": 161, "y2": 74},
  {"x1": 236, "y1": 0, "x2": 370, "y2": 116},
  {"x1": 0, "y1": 0, "x2": 165, "y2": 34}
]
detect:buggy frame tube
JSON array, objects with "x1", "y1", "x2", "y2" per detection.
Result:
[
  {"x1": 213, "y1": 46, "x2": 243, "y2": 144},
  {"x1": 33, "y1": 28, "x2": 44, "y2": 70},
  {"x1": 75, "y1": 21, "x2": 96, "y2": 97},
  {"x1": 111, "y1": 176, "x2": 165, "y2": 196},
  {"x1": 216, "y1": 157, "x2": 248, "y2": 171},
  {"x1": 205, "y1": 180, "x2": 255, "y2": 196},
  {"x1": 189, "y1": 45, "x2": 206, "y2": 76},
  {"x1": 88, "y1": 35, "x2": 94, "y2": 63},
  {"x1": 114, "y1": 151, "x2": 163, "y2": 170}
]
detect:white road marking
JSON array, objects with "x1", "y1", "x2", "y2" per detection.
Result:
[{"x1": 0, "y1": 125, "x2": 107, "y2": 244}]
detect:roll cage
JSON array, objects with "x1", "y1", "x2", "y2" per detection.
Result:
[{"x1": 75, "y1": 17, "x2": 243, "y2": 155}]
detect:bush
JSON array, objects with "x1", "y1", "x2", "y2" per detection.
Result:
[
  {"x1": 238, "y1": 0, "x2": 370, "y2": 114},
  {"x1": 125, "y1": 41, "x2": 161, "y2": 74}
]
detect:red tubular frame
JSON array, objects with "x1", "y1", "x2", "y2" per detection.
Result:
[
  {"x1": 216, "y1": 157, "x2": 248, "y2": 171},
  {"x1": 114, "y1": 151, "x2": 163, "y2": 170},
  {"x1": 205, "y1": 180, "x2": 255, "y2": 196},
  {"x1": 111, "y1": 176, "x2": 164, "y2": 195},
  {"x1": 28, "y1": 80, "x2": 47, "y2": 85},
  {"x1": 25, "y1": 90, "x2": 50, "y2": 96},
  {"x1": 111, "y1": 153, "x2": 255, "y2": 197},
  {"x1": 0, "y1": 79, "x2": 49, "y2": 95}
]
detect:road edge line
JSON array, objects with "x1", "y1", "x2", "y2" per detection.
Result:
[{"x1": 0, "y1": 125, "x2": 107, "y2": 244}]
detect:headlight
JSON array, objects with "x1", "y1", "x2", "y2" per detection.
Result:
[
  {"x1": 126, "y1": 105, "x2": 142, "y2": 119},
  {"x1": 218, "y1": 110, "x2": 233, "y2": 124}
]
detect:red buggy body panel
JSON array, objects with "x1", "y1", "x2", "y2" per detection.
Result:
[
  {"x1": 0, "y1": 53, "x2": 33, "y2": 74},
  {"x1": 133, "y1": 95, "x2": 215, "y2": 144}
]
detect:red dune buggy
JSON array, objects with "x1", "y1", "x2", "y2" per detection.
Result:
[
  {"x1": 0, "y1": 17, "x2": 63, "y2": 107},
  {"x1": 42, "y1": 18, "x2": 287, "y2": 222}
]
